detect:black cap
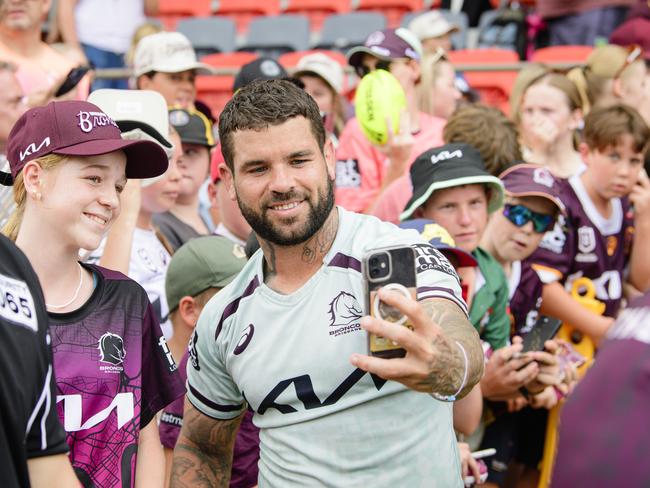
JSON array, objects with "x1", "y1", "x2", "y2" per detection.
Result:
[
  {"x1": 233, "y1": 58, "x2": 288, "y2": 91},
  {"x1": 400, "y1": 143, "x2": 505, "y2": 221}
]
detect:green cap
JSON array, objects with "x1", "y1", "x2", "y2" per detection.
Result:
[{"x1": 165, "y1": 236, "x2": 247, "y2": 312}]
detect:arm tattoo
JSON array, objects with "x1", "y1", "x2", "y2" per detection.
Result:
[
  {"x1": 419, "y1": 299, "x2": 484, "y2": 399},
  {"x1": 301, "y1": 209, "x2": 339, "y2": 264},
  {"x1": 170, "y1": 401, "x2": 244, "y2": 488}
]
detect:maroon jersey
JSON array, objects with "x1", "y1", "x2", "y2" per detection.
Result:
[
  {"x1": 159, "y1": 352, "x2": 260, "y2": 488},
  {"x1": 49, "y1": 263, "x2": 184, "y2": 488},
  {"x1": 508, "y1": 260, "x2": 544, "y2": 336},
  {"x1": 552, "y1": 291, "x2": 650, "y2": 486},
  {"x1": 526, "y1": 174, "x2": 634, "y2": 318}
]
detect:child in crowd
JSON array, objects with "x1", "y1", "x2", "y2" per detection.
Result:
[
  {"x1": 528, "y1": 104, "x2": 650, "y2": 342},
  {"x1": 479, "y1": 163, "x2": 568, "y2": 487},
  {"x1": 153, "y1": 106, "x2": 215, "y2": 250},
  {"x1": 159, "y1": 236, "x2": 256, "y2": 488},
  {"x1": 1, "y1": 100, "x2": 183, "y2": 487},
  {"x1": 400, "y1": 143, "x2": 508, "y2": 350},
  {"x1": 511, "y1": 65, "x2": 584, "y2": 178},
  {"x1": 372, "y1": 103, "x2": 521, "y2": 224},
  {"x1": 86, "y1": 89, "x2": 183, "y2": 338},
  {"x1": 208, "y1": 149, "x2": 252, "y2": 247},
  {"x1": 294, "y1": 52, "x2": 349, "y2": 141}
]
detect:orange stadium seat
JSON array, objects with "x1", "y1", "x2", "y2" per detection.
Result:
[
  {"x1": 531, "y1": 45, "x2": 594, "y2": 64},
  {"x1": 196, "y1": 52, "x2": 258, "y2": 118},
  {"x1": 214, "y1": 0, "x2": 281, "y2": 33},
  {"x1": 156, "y1": 0, "x2": 212, "y2": 30},
  {"x1": 283, "y1": 0, "x2": 351, "y2": 31},
  {"x1": 356, "y1": 0, "x2": 424, "y2": 28},
  {"x1": 448, "y1": 48, "x2": 519, "y2": 115}
]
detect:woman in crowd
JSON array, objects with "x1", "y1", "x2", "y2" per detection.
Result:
[{"x1": 416, "y1": 48, "x2": 462, "y2": 120}]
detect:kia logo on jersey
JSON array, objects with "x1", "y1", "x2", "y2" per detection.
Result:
[{"x1": 98, "y1": 332, "x2": 126, "y2": 365}]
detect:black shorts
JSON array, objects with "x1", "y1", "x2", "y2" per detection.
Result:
[{"x1": 479, "y1": 404, "x2": 548, "y2": 486}]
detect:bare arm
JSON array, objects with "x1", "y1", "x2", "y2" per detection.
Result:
[
  {"x1": 98, "y1": 180, "x2": 140, "y2": 274},
  {"x1": 629, "y1": 170, "x2": 650, "y2": 292},
  {"x1": 56, "y1": 0, "x2": 81, "y2": 47},
  {"x1": 539, "y1": 282, "x2": 613, "y2": 343},
  {"x1": 452, "y1": 384, "x2": 482, "y2": 436},
  {"x1": 170, "y1": 398, "x2": 244, "y2": 488},
  {"x1": 135, "y1": 420, "x2": 165, "y2": 488},
  {"x1": 28, "y1": 453, "x2": 80, "y2": 488},
  {"x1": 351, "y1": 293, "x2": 484, "y2": 400}
]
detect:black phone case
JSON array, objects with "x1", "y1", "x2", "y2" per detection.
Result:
[
  {"x1": 363, "y1": 245, "x2": 417, "y2": 358},
  {"x1": 521, "y1": 316, "x2": 562, "y2": 353}
]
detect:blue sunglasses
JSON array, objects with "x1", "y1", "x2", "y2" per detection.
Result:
[{"x1": 502, "y1": 204, "x2": 555, "y2": 233}]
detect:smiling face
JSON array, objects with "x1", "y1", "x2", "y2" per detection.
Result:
[
  {"x1": 34, "y1": 152, "x2": 127, "y2": 251},
  {"x1": 417, "y1": 184, "x2": 490, "y2": 253},
  {"x1": 221, "y1": 116, "x2": 335, "y2": 246},
  {"x1": 486, "y1": 195, "x2": 558, "y2": 264}
]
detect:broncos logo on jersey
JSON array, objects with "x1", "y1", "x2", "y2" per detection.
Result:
[
  {"x1": 328, "y1": 291, "x2": 363, "y2": 328},
  {"x1": 98, "y1": 332, "x2": 126, "y2": 365}
]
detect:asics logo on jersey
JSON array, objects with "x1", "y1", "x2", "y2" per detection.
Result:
[
  {"x1": 19, "y1": 137, "x2": 51, "y2": 162},
  {"x1": 98, "y1": 332, "x2": 126, "y2": 365},
  {"x1": 189, "y1": 331, "x2": 200, "y2": 371},
  {"x1": 234, "y1": 324, "x2": 255, "y2": 355},
  {"x1": 257, "y1": 368, "x2": 387, "y2": 415},
  {"x1": 328, "y1": 292, "x2": 363, "y2": 336},
  {"x1": 77, "y1": 110, "x2": 118, "y2": 133},
  {"x1": 430, "y1": 149, "x2": 462, "y2": 165}
]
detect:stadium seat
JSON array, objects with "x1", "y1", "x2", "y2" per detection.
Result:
[
  {"x1": 196, "y1": 52, "x2": 258, "y2": 118},
  {"x1": 156, "y1": 0, "x2": 211, "y2": 30},
  {"x1": 283, "y1": 0, "x2": 351, "y2": 32},
  {"x1": 315, "y1": 12, "x2": 387, "y2": 52},
  {"x1": 448, "y1": 48, "x2": 519, "y2": 114},
  {"x1": 239, "y1": 15, "x2": 311, "y2": 57},
  {"x1": 531, "y1": 45, "x2": 594, "y2": 64},
  {"x1": 213, "y1": 0, "x2": 281, "y2": 33},
  {"x1": 176, "y1": 17, "x2": 237, "y2": 57},
  {"x1": 401, "y1": 9, "x2": 469, "y2": 49},
  {"x1": 279, "y1": 49, "x2": 347, "y2": 68},
  {"x1": 356, "y1": 0, "x2": 424, "y2": 28}
]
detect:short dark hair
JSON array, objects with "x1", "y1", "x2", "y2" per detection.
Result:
[
  {"x1": 218, "y1": 79, "x2": 326, "y2": 171},
  {"x1": 584, "y1": 104, "x2": 650, "y2": 154},
  {"x1": 443, "y1": 104, "x2": 522, "y2": 176}
]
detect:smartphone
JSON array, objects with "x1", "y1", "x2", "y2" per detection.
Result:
[
  {"x1": 363, "y1": 245, "x2": 417, "y2": 358},
  {"x1": 54, "y1": 65, "x2": 91, "y2": 98},
  {"x1": 521, "y1": 316, "x2": 562, "y2": 353}
]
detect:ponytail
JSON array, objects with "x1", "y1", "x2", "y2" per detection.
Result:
[{"x1": 567, "y1": 66, "x2": 591, "y2": 115}]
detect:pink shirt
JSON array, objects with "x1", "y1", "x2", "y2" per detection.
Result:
[
  {"x1": 334, "y1": 112, "x2": 445, "y2": 213},
  {"x1": 371, "y1": 174, "x2": 412, "y2": 225}
]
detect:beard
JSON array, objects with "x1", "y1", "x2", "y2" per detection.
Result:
[{"x1": 237, "y1": 177, "x2": 335, "y2": 246}]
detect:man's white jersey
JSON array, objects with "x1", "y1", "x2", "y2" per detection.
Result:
[{"x1": 187, "y1": 207, "x2": 467, "y2": 487}]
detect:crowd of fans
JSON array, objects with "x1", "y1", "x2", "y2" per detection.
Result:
[{"x1": 1, "y1": 0, "x2": 650, "y2": 487}]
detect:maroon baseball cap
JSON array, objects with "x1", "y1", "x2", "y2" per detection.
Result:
[
  {"x1": 1, "y1": 100, "x2": 169, "y2": 186},
  {"x1": 499, "y1": 163, "x2": 564, "y2": 212},
  {"x1": 610, "y1": 18, "x2": 650, "y2": 61},
  {"x1": 347, "y1": 28, "x2": 423, "y2": 69}
]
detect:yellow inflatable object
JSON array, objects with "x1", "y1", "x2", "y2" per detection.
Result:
[
  {"x1": 354, "y1": 69, "x2": 406, "y2": 146},
  {"x1": 538, "y1": 277, "x2": 605, "y2": 488}
]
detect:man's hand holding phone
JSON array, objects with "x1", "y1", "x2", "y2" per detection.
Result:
[{"x1": 350, "y1": 288, "x2": 466, "y2": 396}]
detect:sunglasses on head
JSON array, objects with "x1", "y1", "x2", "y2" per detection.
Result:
[
  {"x1": 355, "y1": 59, "x2": 393, "y2": 78},
  {"x1": 613, "y1": 44, "x2": 643, "y2": 80},
  {"x1": 502, "y1": 204, "x2": 555, "y2": 233}
]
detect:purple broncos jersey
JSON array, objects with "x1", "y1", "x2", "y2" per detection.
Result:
[
  {"x1": 552, "y1": 291, "x2": 650, "y2": 486},
  {"x1": 526, "y1": 174, "x2": 634, "y2": 318},
  {"x1": 49, "y1": 263, "x2": 184, "y2": 488},
  {"x1": 508, "y1": 260, "x2": 544, "y2": 336},
  {"x1": 159, "y1": 352, "x2": 261, "y2": 488}
]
